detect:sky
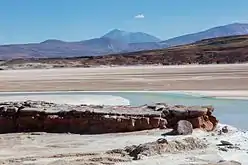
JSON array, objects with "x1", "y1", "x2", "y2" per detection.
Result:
[{"x1": 0, "y1": 0, "x2": 248, "y2": 44}]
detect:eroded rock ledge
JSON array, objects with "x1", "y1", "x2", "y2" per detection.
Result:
[{"x1": 0, "y1": 101, "x2": 218, "y2": 134}]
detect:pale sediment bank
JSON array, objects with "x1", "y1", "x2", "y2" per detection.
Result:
[
  {"x1": 170, "y1": 90, "x2": 248, "y2": 100},
  {"x1": 121, "y1": 124, "x2": 248, "y2": 165},
  {"x1": 2, "y1": 63, "x2": 248, "y2": 70},
  {"x1": 1, "y1": 63, "x2": 248, "y2": 91},
  {"x1": 146, "y1": 90, "x2": 248, "y2": 100},
  {"x1": 1, "y1": 90, "x2": 248, "y2": 101},
  {"x1": 0, "y1": 124, "x2": 246, "y2": 165},
  {"x1": 0, "y1": 94, "x2": 130, "y2": 105}
]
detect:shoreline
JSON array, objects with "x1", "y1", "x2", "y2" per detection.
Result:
[
  {"x1": 0, "y1": 90, "x2": 248, "y2": 101},
  {"x1": 0, "y1": 94, "x2": 130, "y2": 105},
  {"x1": 0, "y1": 123, "x2": 246, "y2": 164},
  {"x1": 1, "y1": 62, "x2": 248, "y2": 70},
  {"x1": 1, "y1": 63, "x2": 248, "y2": 91},
  {"x1": 178, "y1": 90, "x2": 248, "y2": 100}
]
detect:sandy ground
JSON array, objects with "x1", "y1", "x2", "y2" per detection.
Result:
[
  {"x1": 1, "y1": 63, "x2": 248, "y2": 92},
  {"x1": 0, "y1": 124, "x2": 247, "y2": 165},
  {"x1": 0, "y1": 91, "x2": 248, "y2": 105},
  {"x1": 0, "y1": 94, "x2": 130, "y2": 106},
  {"x1": 178, "y1": 90, "x2": 248, "y2": 100}
]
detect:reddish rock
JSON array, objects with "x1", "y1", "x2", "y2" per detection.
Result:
[
  {"x1": 209, "y1": 115, "x2": 218, "y2": 130},
  {"x1": 112, "y1": 117, "x2": 129, "y2": 132},
  {"x1": 169, "y1": 107, "x2": 188, "y2": 117},
  {"x1": 44, "y1": 116, "x2": 71, "y2": 133},
  {"x1": 134, "y1": 117, "x2": 150, "y2": 131},
  {"x1": 150, "y1": 117, "x2": 167, "y2": 129},
  {"x1": 69, "y1": 118, "x2": 88, "y2": 134},
  {"x1": 0, "y1": 117, "x2": 15, "y2": 133},
  {"x1": 188, "y1": 115, "x2": 217, "y2": 131},
  {"x1": 0, "y1": 101, "x2": 218, "y2": 134},
  {"x1": 17, "y1": 116, "x2": 44, "y2": 132},
  {"x1": 169, "y1": 106, "x2": 208, "y2": 118},
  {"x1": 187, "y1": 106, "x2": 208, "y2": 117}
]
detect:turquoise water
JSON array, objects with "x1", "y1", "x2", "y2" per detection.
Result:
[
  {"x1": 115, "y1": 92, "x2": 248, "y2": 130},
  {"x1": 1, "y1": 92, "x2": 248, "y2": 130}
]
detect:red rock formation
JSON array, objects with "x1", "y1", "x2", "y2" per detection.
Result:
[
  {"x1": 0, "y1": 101, "x2": 218, "y2": 134},
  {"x1": 163, "y1": 105, "x2": 218, "y2": 131}
]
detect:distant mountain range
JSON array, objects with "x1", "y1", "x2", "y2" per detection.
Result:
[
  {"x1": 161, "y1": 23, "x2": 248, "y2": 46},
  {"x1": 102, "y1": 29, "x2": 161, "y2": 43},
  {"x1": 1, "y1": 23, "x2": 248, "y2": 60}
]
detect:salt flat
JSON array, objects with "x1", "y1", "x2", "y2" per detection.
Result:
[{"x1": 1, "y1": 63, "x2": 248, "y2": 92}]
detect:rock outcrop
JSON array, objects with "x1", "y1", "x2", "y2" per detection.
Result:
[
  {"x1": 0, "y1": 101, "x2": 218, "y2": 134},
  {"x1": 108, "y1": 137, "x2": 207, "y2": 160},
  {"x1": 162, "y1": 105, "x2": 218, "y2": 131}
]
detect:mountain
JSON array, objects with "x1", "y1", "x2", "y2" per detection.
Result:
[
  {"x1": 77, "y1": 38, "x2": 129, "y2": 53},
  {"x1": 0, "y1": 29, "x2": 163, "y2": 60},
  {"x1": 162, "y1": 23, "x2": 248, "y2": 46},
  {"x1": 40, "y1": 39, "x2": 67, "y2": 44},
  {"x1": 0, "y1": 38, "x2": 163, "y2": 60},
  {"x1": 2, "y1": 23, "x2": 248, "y2": 60},
  {"x1": 4, "y1": 35, "x2": 248, "y2": 69},
  {"x1": 129, "y1": 42, "x2": 162, "y2": 52},
  {"x1": 102, "y1": 29, "x2": 161, "y2": 43}
]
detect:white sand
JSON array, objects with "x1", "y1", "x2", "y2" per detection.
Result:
[
  {"x1": 0, "y1": 94, "x2": 130, "y2": 105},
  {"x1": 176, "y1": 90, "x2": 248, "y2": 100},
  {"x1": 4, "y1": 63, "x2": 248, "y2": 71},
  {"x1": 0, "y1": 124, "x2": 247, "y2": 164},
  {"x1": 1, "y1": 90, "x2": 248, "y2": 101},
  {"x1": 1, "y1": 63, "x2": 248, "y2": 91},
  {"x1": 121, "y1": 124, "x2": 248, "y2": 165}
]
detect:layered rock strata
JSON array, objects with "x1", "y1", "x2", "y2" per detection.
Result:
[{"x1": 0, "y1": 101, "x2": 218, "y2": 134}]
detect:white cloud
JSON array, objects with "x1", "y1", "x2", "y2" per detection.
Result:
[{"x1": 134, "y1": 14, "x2": 145, "y2": 19}]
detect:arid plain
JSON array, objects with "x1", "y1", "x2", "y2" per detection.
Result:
[{"x1": 1, "y1": 63, "x2": 248, "y2": 92}]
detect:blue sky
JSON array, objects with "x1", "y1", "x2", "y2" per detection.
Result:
[{"x1": 0, "y1": 0, "x2": 248, "y2": 44}]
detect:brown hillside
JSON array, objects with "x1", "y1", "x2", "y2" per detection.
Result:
[{"x1": 2, "y1": 35, "x2": 248, "y2": 69}]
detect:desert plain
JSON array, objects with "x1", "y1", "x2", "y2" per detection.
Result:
[{"x1": 1, "y1": 63, "x2": 248, "y2": 92}]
